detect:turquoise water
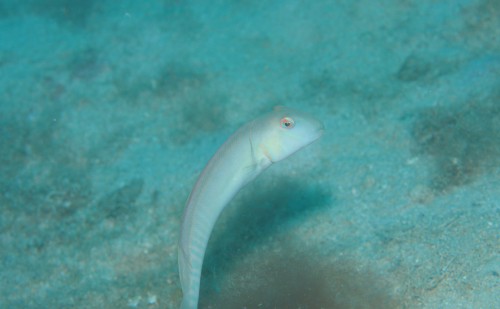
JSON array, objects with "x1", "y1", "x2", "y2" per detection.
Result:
[{"x1": 1, "y1": 0, "x2": 499, "y2": 308}]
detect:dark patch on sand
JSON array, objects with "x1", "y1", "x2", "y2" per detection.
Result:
[
  {"x1": 201, "y1": 244, "x2": 400, "y2": 309},
  {"x1": 410, "y1": 97, "x2": 500, "y2": 192}
]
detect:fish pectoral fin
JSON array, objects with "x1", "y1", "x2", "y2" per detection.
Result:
[
  {"x1": 241, "y1": 162, "x2": 256, "y2": 175},
  {"x1": 237, "y1": 163, "x2": 259, "y2": 182}
]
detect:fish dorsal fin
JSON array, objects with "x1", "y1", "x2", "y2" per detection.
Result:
[{"x1": 273, "y1": 105, "x2": 285, "y2": 110}]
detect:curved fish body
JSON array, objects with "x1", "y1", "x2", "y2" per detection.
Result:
[{"x1": 178, "y1": 106, "x2": 324, "y2": 309}]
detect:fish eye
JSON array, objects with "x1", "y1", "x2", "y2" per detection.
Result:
[{"x1": 280, "y1": 117, "x2": 295, "y2": 129}]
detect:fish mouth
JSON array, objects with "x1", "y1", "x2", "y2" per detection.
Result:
[
  {"x1": 310, "y1": 123, "x2": 324, "y2": 141},
  {"x1": 316, "y1": 123, "x2": 325, "y2": 135}
]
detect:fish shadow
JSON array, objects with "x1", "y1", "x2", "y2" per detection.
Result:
[{"x1": 201, "y1": 177, "x2": 332, "y2": 291}]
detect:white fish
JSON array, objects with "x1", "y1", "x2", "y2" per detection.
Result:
[{"x1": 178, "y1": 105, "x2": 324, "y2": 308}]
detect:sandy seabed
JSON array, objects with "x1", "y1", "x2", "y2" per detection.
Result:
[{"x1": 1, "y1": 0, "x2": 499, "y2": 308}]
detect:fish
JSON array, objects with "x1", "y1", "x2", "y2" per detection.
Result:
[{"x1": 177, "y1": 105, "x2": 324, "y2": 308}]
